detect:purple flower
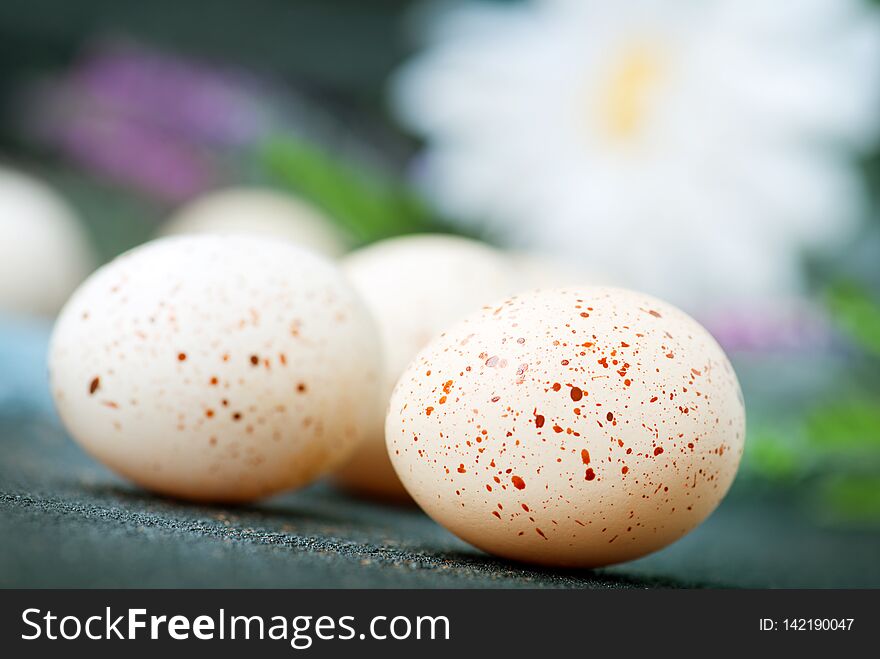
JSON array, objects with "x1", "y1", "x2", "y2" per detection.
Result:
[
  {"x1": 70, "y1": 41, "x2": 277, "y2": 146},
  {"x1": 21, "y1": 39, "x2": 290, "y2": 203},
  {"x1": 55, "y1": 112, "x2": 219, "y2": 203},
  {"x1": 701, "y1": 299, "x2": 836, "y2": 354}
]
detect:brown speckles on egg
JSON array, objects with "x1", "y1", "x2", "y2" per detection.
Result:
[
  {"x1": 386, "y1": 286, "x2": 746, "y2": 567},
  {"x1": 48, "y1": 235, "x2": 382, "y2": 503},
  {"x1": 533, "y1": 410, "x2": 545, "y2": 428}
]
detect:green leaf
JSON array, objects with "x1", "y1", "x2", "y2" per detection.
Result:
[
  {"x1": 745, "y1": 430, "x2": 801, "y2": 480},
  {"x1": 805, "y1": 398, "x2": 880, "y2": 450},
  {"x1": 819, "y1": 476, "x2": 880, "y2": 524},
  {"x1": 824, "y1": 281, "x2": 880, "y2": 357},
  {"x1": 260, "y1": 135, "x2": 442, "y2": 244}
]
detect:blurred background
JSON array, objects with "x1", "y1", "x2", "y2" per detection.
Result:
[{"x1": 1, "y1": 0, "x2": 879, "y2": 585}]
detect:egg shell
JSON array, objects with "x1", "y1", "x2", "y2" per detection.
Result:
[
  {"x1": 49, "y1": 235, "x2": 381, "y2": 502},
  {"x1": 387, "y1": 286, "x2": 746, "y2": 567},
  {"x1": 334, "y1": 234, "x2": 520, "y2": 501},
  {"x1": 509, "y1": 251, "x2": 618, "y2": 291},
  {"x1": 0, "y1": 167, "x2": 95, "y2": 316},
  {"x1": 161, "y1": 187, "x2": 350, "y2": 257}
]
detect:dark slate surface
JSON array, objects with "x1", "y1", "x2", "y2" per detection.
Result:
[{"x1": 2, "y1": 413, "x2": 879, "y2": 589}]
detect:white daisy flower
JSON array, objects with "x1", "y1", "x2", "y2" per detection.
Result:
[{"x1": 391, "y1": 0, "x2": 880, "y2": 308}]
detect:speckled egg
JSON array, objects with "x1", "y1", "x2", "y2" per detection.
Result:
[
  {"x1": 387, "y1": 286, "x2": 745, "y2": 566},
  {"x1": 49, "y1": 235, "x2": 381, "y2": 502},
  {"x1": 333, "y1": 234, "x2": 520, "y2": 501},
  {"x1": 0, "y1": 166, "x2": 95, "y2": 316},
  {"x1": 161, "y1": 187, "x2": 350, "y2": 257}
]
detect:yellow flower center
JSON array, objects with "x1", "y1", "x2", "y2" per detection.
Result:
[{"x1": 598, "y1": 43, "x2": 666, "y2": 142}]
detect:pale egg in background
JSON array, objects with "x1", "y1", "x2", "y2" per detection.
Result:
[
  {"x1": 160, "y1": 187, "x2": 351, "y2": 257},
  {"x1": 333, "y1": 234, "x2": 522, "y2": 501},
  {"x1": 0, "y1": 166, "x2": 95, "y2": 317}
]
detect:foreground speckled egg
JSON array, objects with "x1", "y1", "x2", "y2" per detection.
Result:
[
  {"x1": 160, "y1": 187, "x2": 350, "y2": 257},
  {"x1": 49, "y1": 235, "x2": 381, "y2": 502},
  {"x1": 387, "y1": 287, "x2": 745, "y2": 566},
  {"x1": 0, "y1": 167, "x2": 95, "y2": 316},
  {"x1": 333, "y1": 234, "x2": 520, "y2": 501}
]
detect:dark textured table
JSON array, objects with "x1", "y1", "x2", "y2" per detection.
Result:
[{"x1": 2, "y1": 413, "x2": 879, "y2": 589}]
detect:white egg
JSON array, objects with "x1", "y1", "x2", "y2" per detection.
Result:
[
  {"x1": 49, "y1": 235, "x2": 381, "y2": 502},
  {"x1": 334, "y1": 234, "x2": 520, "y2": 500},
  {"x1": 387, "y1": 287, "x2": 746, "y2": 567},
  {"x1": 161, "y1": 187, "x2": 350, "y2": 257},
  {"x1": 509, "y1": 252, "x2": 616, "y2": 291},
  {"x1": 0, "y1": 167, "x2": 95, "y2": 316}
]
